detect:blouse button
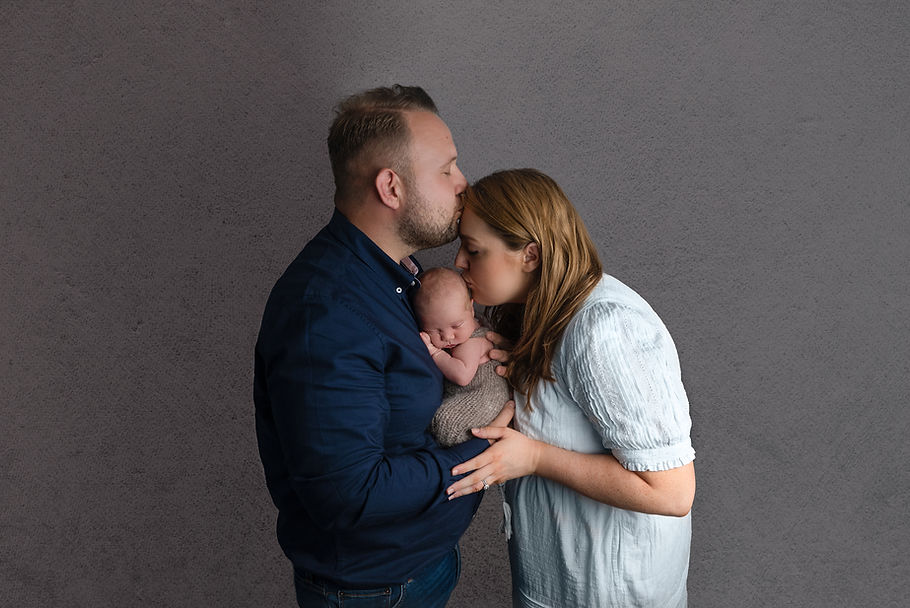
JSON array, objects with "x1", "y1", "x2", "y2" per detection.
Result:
[{"x1": 396, "y1": 287, "x2": 403, "y2": 294}]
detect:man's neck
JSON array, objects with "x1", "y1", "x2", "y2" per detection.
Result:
[{"x1": 335, "y1": 204, "x2": 413, "y2": 264}]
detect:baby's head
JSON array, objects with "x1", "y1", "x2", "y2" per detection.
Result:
[{"x1": 413, "y1": 268, "x2": 477, "y2": 350}]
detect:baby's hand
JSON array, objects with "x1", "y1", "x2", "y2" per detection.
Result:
[{"x1": 419, "y1": 331, "x2": 436, "y2": 354}]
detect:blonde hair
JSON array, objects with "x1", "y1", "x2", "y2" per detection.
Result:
[{"x1": 462, "y1": 169, "x2": 602, "y2": 407}]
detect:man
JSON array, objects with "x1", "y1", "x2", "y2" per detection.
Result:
[{"x1": 254, "y1": 85, "x2": 495, "y2": 607}]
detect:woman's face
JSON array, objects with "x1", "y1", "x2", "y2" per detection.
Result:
[{"x1": 454, "y1": 207, "x2": 537, "y2": 306}]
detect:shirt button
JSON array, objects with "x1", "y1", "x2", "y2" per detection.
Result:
[{"x1": 396, "y1": 287, "x2": 403, "y2": 294}]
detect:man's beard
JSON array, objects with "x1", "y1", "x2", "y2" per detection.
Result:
[{"x1": 398, "y1": 186, "x2": 459, "y2": 251}]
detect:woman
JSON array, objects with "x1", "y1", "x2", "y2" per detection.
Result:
[{"x1": 447, "y1": 169, "x2": 695, "y2": 607}]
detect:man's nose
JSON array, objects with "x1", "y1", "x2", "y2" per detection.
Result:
[{"x1": 454, "y1": 167, "x2": 467, "y2": 194}]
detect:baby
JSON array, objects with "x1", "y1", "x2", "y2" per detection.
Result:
[{"x1": 413, "y1": 267, "x2": 510, "y2": 447}]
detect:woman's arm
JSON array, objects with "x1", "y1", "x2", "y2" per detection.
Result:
[
  {"x1": 449, "y1": 300, "x2": 696, "y2": 516},
  {"x1": 446, "y1": 427, "x2": 694, "y2": 516}
]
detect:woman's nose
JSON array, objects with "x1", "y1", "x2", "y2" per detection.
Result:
[{"x1": 454, "y1": 250, "x2": 467, "y2": 269}]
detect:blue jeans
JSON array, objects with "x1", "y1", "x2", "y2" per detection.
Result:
[{"x1": 293, "y1": 545, "x2": 461, "y2": 608}]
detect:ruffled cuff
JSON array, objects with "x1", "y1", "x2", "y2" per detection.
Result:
[{"x1": 613, "y1": 441, "x2": 695, "y2": 472}]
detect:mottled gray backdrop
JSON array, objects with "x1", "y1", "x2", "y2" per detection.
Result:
[{"x1": 2, "y1": 2, "x2": 908, "y2": 607}]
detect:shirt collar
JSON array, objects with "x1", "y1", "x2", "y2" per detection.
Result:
[{"x1": 326, "y1": 209, "x2": 420, "y2": 295}]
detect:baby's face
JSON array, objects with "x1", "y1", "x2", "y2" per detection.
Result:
[{"x1": 419, "y1": 296, "x2": 476, "y2": 350}]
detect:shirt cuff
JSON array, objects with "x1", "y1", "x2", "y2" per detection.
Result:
[{"x1": 613, "y1": 441, "x2": 695, "y2": 472}]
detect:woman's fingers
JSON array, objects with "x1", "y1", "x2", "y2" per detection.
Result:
[
  {"x1": 451, "y1": 429, "x2": 505, "y2": 476},
  {"x1": 488, "y1": 400, "x2": 515, "y2": 428},
  {"x1": 447, "y1": 459, "x2": 493, "y2": 498},
  {"x1": 487, "y1": 332, "x2": 512, "y2": 368},
  {"x1": 447, "y1": 426, "x2": 542, "y2": 498},
  {"x1": 485, "y1": 331, "x2": 512, "y2": 348},
  {"x1": 447, "y1": 468, "x2": 495, "y2": 499},
  {"x1": 450, "y1": 454, "x2": 484, "y2": 478},
  {"x1": 470, "y1": 424, "x2": 508, "y2": 443},
  {"x1": 489, "y1": 348, "x2": 510, "y2": 363}
]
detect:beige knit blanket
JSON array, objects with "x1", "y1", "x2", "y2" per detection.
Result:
[{"x1": 430, "y1": 327, "x2": 511, "y2": 447}]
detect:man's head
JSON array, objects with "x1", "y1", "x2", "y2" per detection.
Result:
[
  {"x1": 413, "y1": 267, "x2": 476, "y2": 350},
  {"x1": 328, "y1": 86, "x2": 468, "y2": 257},
  {"x1": 328, "y1": 85, "x2": 436, "y2": 198}
]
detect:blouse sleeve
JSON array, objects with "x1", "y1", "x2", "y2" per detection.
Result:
[{"x1": 560, "y1": 300, "x2": 695, "y2": 472}]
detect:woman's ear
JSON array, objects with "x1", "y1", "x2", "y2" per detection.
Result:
[
  {"x1": 521, "y1": 242, "x2": 541, "y2": 272},
  {"x1": 375, "y1": 168, "x2": 403, "y2": 210}
]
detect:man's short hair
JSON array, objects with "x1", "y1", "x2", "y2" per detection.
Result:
[{"x1": 327, "y1": 85, "x2": 437, "y2": 197}]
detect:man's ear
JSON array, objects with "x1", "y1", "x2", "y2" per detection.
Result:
[
  {"x1": 375, "y1": 168, "x2": 403, "y2": 210},
  {"x1": 522, "y1": 242, "x2": 541, "y2": 272}
]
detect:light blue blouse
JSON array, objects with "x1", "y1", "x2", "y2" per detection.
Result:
[{"x1": 505, "y1": 274, "x2": 695, "y2": 608}]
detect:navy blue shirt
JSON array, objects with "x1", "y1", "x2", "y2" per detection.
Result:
[{"x1": 254, "y1": 210, "x2": 488, "y2": 587}]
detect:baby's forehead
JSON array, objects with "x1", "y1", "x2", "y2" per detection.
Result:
[
  {"x1": 414, "y1": 273, "x2": 470, "y2": 318},
  {"x1": 420, "y1": 286, "x2": 469, "y2": 309},
  {"x1": 419, "y1": 269, "x2": 469, "y2": 298}
]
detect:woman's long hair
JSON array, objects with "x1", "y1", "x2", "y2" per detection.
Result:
[{"x1": 463, "y1": 169, "x2": 602, "y2": 408}]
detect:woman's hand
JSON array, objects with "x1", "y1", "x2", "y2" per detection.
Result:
[
  {"x1": 446, "y1": 424, "x2": 541, "y2": 499},
  {"x1": 486, "y1": 399, "x2": 515, "y2": 431},
  {"x1": 476, "y1": 335, "x2": 495, "y2": 365},
  {"x1": 485, "y1": 330, "x2": 513, "y2": 377}
]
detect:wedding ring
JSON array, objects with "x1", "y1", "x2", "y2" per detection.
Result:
[{"x1": 481, "y1": 478, "x2": 490, "y2": 491}]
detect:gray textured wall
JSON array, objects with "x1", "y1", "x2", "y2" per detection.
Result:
[{"x1": 2, "y1": 2, "x2": 908, "y2": 606}]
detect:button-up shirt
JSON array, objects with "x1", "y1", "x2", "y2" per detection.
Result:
[{"x1": 254, "y1": 210, "x2": 488, "y2": 587}]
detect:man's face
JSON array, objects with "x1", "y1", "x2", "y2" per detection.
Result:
[{"x1": 397, "y1": 111, "x2": 468, "y2": 251}]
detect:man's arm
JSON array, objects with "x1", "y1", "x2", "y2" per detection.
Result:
[{"x1": 259, "y1": 297, "x2": 486, "y2": 531}]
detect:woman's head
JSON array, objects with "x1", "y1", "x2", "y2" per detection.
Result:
[
  {"x1": 456, "y1": 168, "x2": 602, "y2": 307},
  {"x1": 455, "y1": 168, "x2": 603, "y2": 404}
]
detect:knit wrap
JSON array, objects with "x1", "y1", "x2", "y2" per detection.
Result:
[{"x1": 430, "y1": 328, "x2": 511, "y2": 447}]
